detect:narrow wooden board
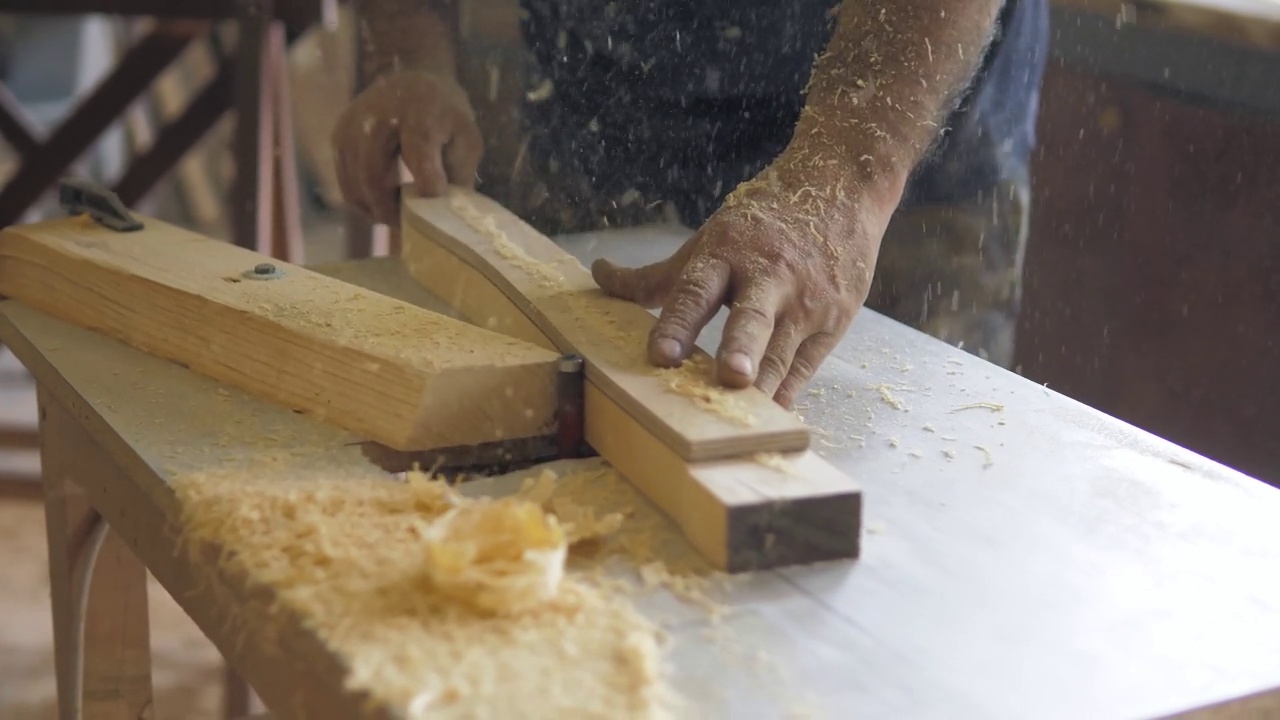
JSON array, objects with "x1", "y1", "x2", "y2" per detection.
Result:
[
  {"x1": 0, "y1": 214, "x2": 562, "y2": 451},
  {"x1": 584, "y1": 381, "x2": 861, "y2": 571},
  {"x1": 402, "y1": 189, "x2": 811, "y2": 463},
  {"x1": 395, "y1": 196, "x2": 860, "y2": 571}
]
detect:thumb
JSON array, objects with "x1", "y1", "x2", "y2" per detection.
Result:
[{"x1": 590, "y1": 233, "x2": 701, "y2": 307}]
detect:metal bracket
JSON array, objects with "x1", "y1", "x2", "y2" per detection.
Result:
[
  {"x1": 555, "y1": 354, "x2": 592, "y2": 459},
  {"x1": 58, "y1": 177, "x2": 143, "y2": 232}
]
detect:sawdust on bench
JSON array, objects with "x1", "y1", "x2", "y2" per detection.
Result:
[{"x1": 170, "y1": 462, "x2": 721, "y2": 719}]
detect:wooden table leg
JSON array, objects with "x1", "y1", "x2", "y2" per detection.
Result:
[{"x1": 38, "y1": 387, "x2": 154, "y2": 720}]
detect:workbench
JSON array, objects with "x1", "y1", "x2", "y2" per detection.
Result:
[{"x1": 5, "y1": 225, "x2": 1280, "y2": 719}]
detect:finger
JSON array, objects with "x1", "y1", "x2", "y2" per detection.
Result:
[
  {"x1": 355, "y1": 119, "x2": 402, "y2": 225},
  {"x1": 591, "y1": 234, "x2": 701, "y2": 307},
  {"x1": 715, "y1": 282, "x2": 785, "y2": 388},
  {"x1": 401, "y1": 116, "x2": 450, "y2": 197},
  {"x1": 333, "y1": 142, "x2": 370, "y2": 218},
  {"x1": 367, "y1": 158, "x2": 404, "y2": 226},
  {"x1": 754, "y1": 323, "x2": 804, "y2": 399},
  {"x1": 774, "y1": 331, "x2": 840, "y2": 408},
  {"x1": 648, "y1": 258, "x2": 732, "y2": 367},
  {"x1": 443, "y1": 119, "x2": 484, "y2": 189}
]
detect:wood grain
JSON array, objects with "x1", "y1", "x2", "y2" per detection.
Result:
[
  {"x1": 0, "y1": 214, "x2": 561, "y2": 451},
  {"x1": 584, "y1": 381, "x2": 861, "y2": 571},
  {"x1": 40, "y1": 387, "x2": 155, "y2": 720},
  {"x1": 402, "y1": 189, "x2": 811, "y2": 462}
]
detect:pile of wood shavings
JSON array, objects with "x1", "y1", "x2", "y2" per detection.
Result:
[
  {"x1": 170, "y1": 465, "x2": 688, "y2": 719},
  {"x1": 531, "y1": 466, "x2": 732, "y2": 617}
]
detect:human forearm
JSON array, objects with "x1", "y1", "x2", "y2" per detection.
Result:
[
  {"x1": 786, "y1": 0, "x2": 1005, "y2": 202},
  {"x1": 358, "y1": 0, "x2": 459, "y2": 81}
]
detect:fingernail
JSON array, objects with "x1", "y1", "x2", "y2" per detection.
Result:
[
  {"x1": 654, "y1": 337, "x2": 683, "y2": 362},
  {"x1": 725, "y1": 352, "x2": 753, "y2": 378}
]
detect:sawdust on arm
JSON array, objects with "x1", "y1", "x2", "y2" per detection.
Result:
[
  {"x1": 788, "y1": 0, "x2": 1006, "y2": 197},
  {"x1": 359, "y1": 0, "x2": 459, "y2": 80}
]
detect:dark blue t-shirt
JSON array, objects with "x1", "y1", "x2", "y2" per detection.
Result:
[{"x1": 517, "y1": 0, "x2": 1049, "y2": 212}]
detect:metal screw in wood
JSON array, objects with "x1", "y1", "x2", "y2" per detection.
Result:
[{"x1": 242, "y1": 262, "x2": 285, "y2": 280}]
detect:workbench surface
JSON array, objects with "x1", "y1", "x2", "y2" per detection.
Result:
[{"x1": 4, "y1": 225, "x2": 1279, "y2": 719}]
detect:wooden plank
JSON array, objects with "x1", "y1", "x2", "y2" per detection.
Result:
[
  {"x1": 391, "y1": 197, "x2": 863, "y2": 572},
  {"x1": 584, "y1": 381, "x2": 861, "y2": 571},
  {"x1": 0, "y1": 214, "x2": 562, "y2": 452},
  {"x1": 401, "y1": 189, "x2": 811, "y2": 463}
]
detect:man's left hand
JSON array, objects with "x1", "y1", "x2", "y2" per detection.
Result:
[{"x1": 591, "y1": 166, "x2": 896, "y2": 409}]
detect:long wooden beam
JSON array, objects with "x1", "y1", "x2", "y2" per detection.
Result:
[
  {"x1": 402, "y1": 189, "x2": 861, "y2": 571},
  {"x1": 0, "y1": 214, "x2": 562, "y2": 452}
]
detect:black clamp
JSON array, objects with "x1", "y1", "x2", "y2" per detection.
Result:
[
  {"x1": 555, "y1": 354, "x2": 592, "y2": 459},
  {"x1": 58, "y1": 178, "x2": 143, "y2": 232}
]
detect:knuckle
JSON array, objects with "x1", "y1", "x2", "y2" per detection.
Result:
[
  {"x1": 669, "y1": 277, "x2": 719, "y2": 314},
  {"x1": 788, "y1": 354, "x2": 818, "y2": 382},
  {"x1": 730, "y1": 301, "x2": 772, "y2": 326},
  {"x1": 757, "y1": 351, "x2": 789, "y2": 384}
]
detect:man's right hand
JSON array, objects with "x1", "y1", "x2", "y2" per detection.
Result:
[{"x1": 331, "y1": 70, "x2": 484, "y2": 227}]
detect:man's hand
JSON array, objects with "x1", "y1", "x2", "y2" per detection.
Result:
[
  {"x1": 331, "y1": 70, "x2": 483, "y2": 227},
  {"x1": 594, "y1": 0, "x2": 1003, "y2": 407},
  {"x1": 592, "y1": 166, "x2": 897, "y2": 409}
]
